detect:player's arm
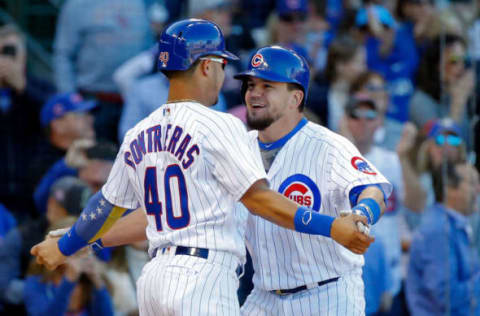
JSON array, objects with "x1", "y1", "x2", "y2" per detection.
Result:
[
  {"x1": 350, "y1": 185, "x2": 386, "y2": 226},
  {"x1": 100, "y1": 208, "x2": 147, "y2": 247},
  {"x1": 241, "y1": 179, "x2": 374, "y2": 254},
  {"x1": 31, "y1": 191, "x2": 128, "y2": 270}
]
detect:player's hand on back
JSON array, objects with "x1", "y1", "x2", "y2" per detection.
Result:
[
  {"x1": 330, "y1": 214, "x2": 374, "y2": 254},
  {"x1": 30, "y1": 238, "x2": 67, "y2": 271}
]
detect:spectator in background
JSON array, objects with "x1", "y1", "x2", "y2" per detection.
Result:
[
  {"x1": 41, "y1": 93, "x2": 96, "y2": 153},
  {"x1": 34, "y1": 140, "x2": 117, "y2": 214},
  {"x1": 54, "y1": 0, "x2": 153, "y2": 143},
  {"x1": 264, "y1": 0, "x2": 309, "y2": 55},
  {"x1": 0, "y1": 177, "x2": 92, "y2": 313},
  {"x1": 313, "y1": 35, "x2": 366, "y2": 128},
  {"x1": 304, "y1": 0, "x2": 334, "y2": 75},
  {"x1": 347, "y1": 71, "x2": 404, "y2": 150},
  {"x1": 409, "y1": 34, "x2": 475, "y2": 146},
  {"x1": 406, "y1": 162, "x2": 480, "y2": 316},
  {"x1": 341, "y1": 93, "x2": 406, "y2": 315},
  {"x1": 33, "y1": 93, "x2": 97, "y2": 213},
  {"x1": 354, "y1": 4, "x2": 418, "y2": 124},
  {"x1": 113, "y1": 2, "x2": 169, "y2": 97},
  {"x1": 398, "y1": 118, "x2": 468, "y2": 233},
  {"x1": 395, "y1": 0, "x2": 438, "y2": 56},
  {"x1": 24, "y1": 218, "x2": 114, "y2": 316},
  {"x1": 0, "y1": 24, "x2": 54, "y2": 220}
]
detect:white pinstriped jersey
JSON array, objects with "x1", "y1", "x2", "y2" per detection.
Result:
[
  {"x1": 102, "y1": 101, "x2": 266, "y2": 261},
  {"x1": 241, "y1": 121, "x2": 392, "y2": 291}
]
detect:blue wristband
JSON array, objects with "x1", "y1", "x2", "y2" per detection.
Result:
[
  {"x1": 90, "y1": 239, "x2": 104, "y2": 252},
  {"x1": 57, "y1": 225, "x2": 88, "y2": 256},
  {"x1": 352, "y1": 198, "x2": 381, "y2": 225},
  {"x1": 294, "y1": 206, "x2": 335, "y2": 237}
]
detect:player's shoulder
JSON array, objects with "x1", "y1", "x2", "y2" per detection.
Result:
[
  {"x1": 302, "y1": 121, "x2": 357, "y2": 151},
  {"x1": 185, "y1": 104, "x2": 247, "y2": 134},
  {"x1": 121, "y1": 106, "x2": 163, "y2": 144}
]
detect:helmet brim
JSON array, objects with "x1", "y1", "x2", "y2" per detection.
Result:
[{"x1": 212, "y1": 50, "x2": 239, "y2": 61}]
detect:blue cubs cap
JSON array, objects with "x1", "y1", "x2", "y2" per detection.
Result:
[
  {"x1": 234, "y1": 46, "x2": 310, "y2": 96},
  {"x1": 427, "y1": 118, "x2": 462, "y2": 139},
  {"x1": 276, "y1": 0, "x2": 308, "y2": 16},
  {"x1": 355, "y1": 5, "x2": 395, "y2": 28},
  {"x1": 41, "y1": 92, "x2": 97, "y2": 127},
  {"x1": 157, "y1": 18, "x2": 238, "y2": 72}
]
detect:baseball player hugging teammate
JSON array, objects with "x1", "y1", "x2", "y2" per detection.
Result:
[
  {"x1": 31, "y1": 19, "x2": 374, "y2": 316},
  {"x1": 235, "y1": 46, "x2": 392, "y2": 316}
]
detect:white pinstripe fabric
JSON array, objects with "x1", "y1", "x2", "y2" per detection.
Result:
[
  {"x1": 240, "y1": 121, "x2": 391, "y2": 315},
  {"x1": 137, "y1": 250, "x2": 241, "y2": 316},
  {"x1": 244, "y1": 123, "x2": 391, "y2": 291},
  {"x1": 102, "y1": 101, "x2": 267, "y2": 315},
  {"x1": 241, "y1": 272, "x2": 365, "y2": 316},
  {"x1": 103, "y1": 101, "x2": 266, "y2": 260}
]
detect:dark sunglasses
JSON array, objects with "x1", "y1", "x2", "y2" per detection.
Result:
[
  {"x1": 435, "y1": 134, "x2": 462, "y2": 147},
  {"x1": 348, "y1": 108, "x2": 378, "y2": 120},
  {"x1": 279, "y1": 13, "x2": 307, "y2": 23}
]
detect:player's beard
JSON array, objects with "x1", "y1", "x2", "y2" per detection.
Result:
[{"x1": 246, "y1": 111, "x2": 275, "y2": 130}]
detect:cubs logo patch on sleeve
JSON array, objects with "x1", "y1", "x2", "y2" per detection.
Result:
[
  {"x1": 351, "y1": 156, "x2": 377, "y2": 175},
  {"x1": 278, "y1": 174, "x2": 321, "y2": 211}
]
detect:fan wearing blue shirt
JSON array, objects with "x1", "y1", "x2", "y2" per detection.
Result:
[
  {"x1": 355, "y1": 4, "x2": 418, "y2": 123},
  {"x1": 406, "y1": 162, "x2": 480, "y2": 316}
]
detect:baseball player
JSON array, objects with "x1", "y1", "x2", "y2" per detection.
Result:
[
  {"x1": 31, "y1": 20, "x2": 372, "y2": 316},
  {"x1": 234, "y1": 46, "x2": 393, "y2": 315}
]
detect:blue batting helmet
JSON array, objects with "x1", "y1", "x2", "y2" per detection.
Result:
[
  {"x1": 234, "y1": 46, "x2": 310, "y2": 96},
  {"x1": 157, "y1": 18, "x2": 239, "y2": 72}
]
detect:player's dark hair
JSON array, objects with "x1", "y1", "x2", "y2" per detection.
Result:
[
  {"x1": 287, "y1": 82, "x2": 306, "y2": 112},
  {"x1": 162, "y1": 59, "x2": 201, "y2": 79}
]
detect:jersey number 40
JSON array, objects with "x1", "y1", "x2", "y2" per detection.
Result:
[{"x1": 144, "y1": 165, "x2": 190, "y2": 231}]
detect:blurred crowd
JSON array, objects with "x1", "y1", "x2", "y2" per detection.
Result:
[{"x1": 0, "y1": 0, "x2": 479, "y2": 315}]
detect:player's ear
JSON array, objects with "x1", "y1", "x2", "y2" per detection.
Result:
[
  {"x1": 199, "y1": 59, "x2": 210, "y2": 77},
  {"x1": 290, "y1": 89, "x2": 304, "y2": 110}
]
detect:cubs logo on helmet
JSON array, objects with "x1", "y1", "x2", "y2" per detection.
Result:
[
  {"x1": 278, "y1": 174, "x2": 321, "y2": 211},
  {"x1": 351, "y1": 157, "x2": 377, "y2": 175},
  {"x1": 251, "y1": 53, "x2": 264, "y2": 67}
]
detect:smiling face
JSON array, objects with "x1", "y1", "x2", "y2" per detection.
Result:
[{"x1": 244, "y1": 77, "x2": 303, "y2": 130}]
